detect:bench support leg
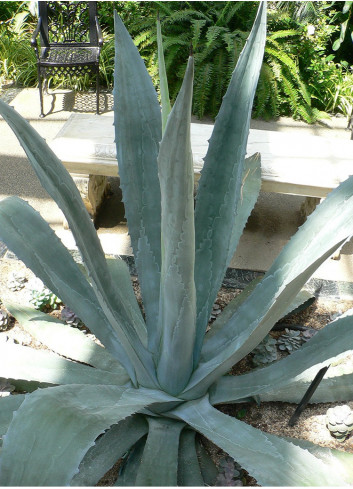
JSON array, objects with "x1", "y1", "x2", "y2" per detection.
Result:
[{"x1": 63, "y1": 174, "x2": 110, "y2": 228}]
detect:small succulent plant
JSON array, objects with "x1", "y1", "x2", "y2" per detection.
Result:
[
  {"x1": 326, "y1": 405, "x2": 353, "y2": 442},
  {"x1": 60, "y1": 306, "x2": 83, "y2": 328},
  {"x1": 29, "y1": 288, "x2": 61, "y2": 311},
  {"x1": 216, "y1": 456, "x2": 244, "y2": 486},
  {"x1": 0, "y1": 309, "x2": 9, "y2": 331},
  {"x1": 277, "y1": 329, "x2": 304, "y2": 353},
  {"x1": 252, "y1": 335, "x2": 278, "y2": 366},
  {"x1": 7, "y1": 271, "x2": 27, "y2": 291},
  {"x1": 210, "y1": 303, "x2": 222, "y2": 320}
]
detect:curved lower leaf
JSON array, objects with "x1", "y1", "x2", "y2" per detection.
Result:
[
  {"x1": 0, "y1": 342, "x2": 128, "y2": 387},
  {"x1": 286, "y1": 436, "x2": 353, "y2": 481},
  {"x1": 156, "y1": 57, "x2": 196, "y2": 395},
  {"x1": 178, "y1": 429, "x2": 204, "y2": 486},
  {"x1": 116, "y1": 437, "x2": 146, "y2": 486},
  {"x1": 71, "y1": 415, "x2": 148, "y2": 486},
  {"x1": 196, "y1": 439, "x2": 218, "y2": 486},
  {"x1": 0, "y1": 395, "x2": 25, "y2": 441},
  {"x1": 209, "y1": 302, "x2": 353, "y2": 404},
  {"x1": 259, "y1": 372, "x2": 353, "y2": 404},
  {"x1": 5, "y1": 303, "x2": 125, "y2": 375},
  {"x1": 172, "y1": 396, "x2": 350, "y2": 486},
  {"x1": 135, "y1": 417, "x2": 184, "y2": 486},
  {"x1": 0, "y1": 197, "x2": 135, "y2": 380},
  {"x1": 0, "y1": 385, "x2": 177, "y2": 486}
]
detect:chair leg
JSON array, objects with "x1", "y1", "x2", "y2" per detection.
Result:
[
  {"x1": 37, "y1": 67, "x2": 45, "y2": 118},
  {"x1": 96, "y1": 71, "x2": 100, "y2": 115}
]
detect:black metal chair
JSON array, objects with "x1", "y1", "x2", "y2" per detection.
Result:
[{"x1": 31, "y1": 1, "x2": 103, "y2": 117}]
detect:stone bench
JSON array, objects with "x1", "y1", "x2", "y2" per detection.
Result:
[{"x1": 49, "y1": 113, "x2": 353, "y2": 218}]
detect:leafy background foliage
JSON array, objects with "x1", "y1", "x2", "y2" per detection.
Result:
[{"x1": 1, "y1": 1, "x2": 353, "y2": 121}]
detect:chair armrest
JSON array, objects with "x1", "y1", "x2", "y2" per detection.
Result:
[
  {"x1": 31, "y1": 17, "x2": 42, "y2": 48},
  {"x1": 95, "y1": 16, "x2": 104, "y2": 47}
]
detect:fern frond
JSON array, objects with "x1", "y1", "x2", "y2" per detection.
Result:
[
  {"x1": 193, "y1": 62, "x2": 213, "y2": 119},
  {"x1": 191, "y1": 19, "x2": 207, "y2": 49},
  {"x1": 216, "y1": 1, "x2": 247, "y2": 26},
  {"x1": 205, "y1": 25, "x2": 227, "y2": 47},
  {"x1": 210, "y1": 48, "x2": 229, "y2": 116},
  {"x1": 163, "y1": 8, "x2": 207, "y2": 25},
  {"x1": 269, "y1": 29, "x2": 301, "y2": 41},
  {"x1": 265, "y1": 43, "x2": 299, "y2": 78}
]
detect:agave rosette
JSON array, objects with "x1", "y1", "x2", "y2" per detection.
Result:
[{"x1": 1, "y1": 2, "x2": 353, "y2": 486}]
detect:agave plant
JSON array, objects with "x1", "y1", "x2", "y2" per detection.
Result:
[{"x1": 2, "y1": 3, "x2": 353, "y2": 486}]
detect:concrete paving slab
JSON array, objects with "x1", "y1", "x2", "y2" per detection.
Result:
[{"x1": 1, "y1": 87, "x2": 353, "y2": 295}]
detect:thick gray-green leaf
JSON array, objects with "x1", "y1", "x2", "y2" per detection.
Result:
[
  {"x1": 0, "y1": 385, "x2": 177, "y2": 486},
  {"x1": 5, "y1": 303, "x2": 125, "y2": 375},
  {"x1": 71, "y1": 415, "x2": 148, "y2": 486},
  {"x1": 157, "y1": 16, "x2": 172, "y2": 133},
  {"x1": 135, "y1": 417, "x2": 184, "y2": 486},
  {"x1": 0, "y1": 101, "x2": 155, "y2": 388},
  {"x1": 0, "y1": 342, "x2": 128, "y2": 386},
  {"x1": 193, "y1": 1, "x2": 266, "y2": 361},
  {"x1": 259, "y1": 372, "x2": 353, "y2": 404},
  {"x1": 209, "y1": 312, "x2": 353, "y2": 404},
  {"x1": 178, "y1": 429, "x2": 204, "y2": 486},
  {"x1": 114, "y1": 12, "x2": 162, "y2": 350},
  {"x1": 172, "y1": 396, "x2": 349, "y2": 486},
  {"x1": 0, "y1": 197, "x2": 134, "y2": 380},
  {"x1": 106, "y1": 257, "x2": 145, "y2": 335},
  {"x1": 194, "y1": 154, "x2": 261, "y2": 361},
  {"x1": 203, "y1": 275, "x2": 263, "y2": 344},
  {"x1": 0, "y1": 395, "x2": 25, "y2": 441},
  {"x1": 281, "y1": 287, "x2": 315, "y2": 318},
  {"x1": 196, "y1": 440, "x2": 218, "y2": 486},
  {"x1": 184, "y1": 174, "x2": 353, "y2": 399},
  {"x1": 156, "y1": 56, "x2": 196, "y2": 395},
  {"x1": 286, "y1": 436, "x2": 353, "y2": 481},
  {"x1": 116, "y1": 437, "x2": 146, "y2": 486}
]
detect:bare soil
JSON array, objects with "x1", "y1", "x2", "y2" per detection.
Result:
[{"x1": 1, "y1": 255, "x2": 353, "y2": 486}]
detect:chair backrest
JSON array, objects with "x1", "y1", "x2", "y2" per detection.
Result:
[{"x1": 38, "y1": 1, "x2": 98, "y2": 47}]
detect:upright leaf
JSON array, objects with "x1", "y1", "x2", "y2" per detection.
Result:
[
  {"x1": 183, "y1": 174, "x2": 353, "y2": 398},
  {"x1": 193, "y1": 2, "x2": 266, "y2": 361},
  {"x1": 114, "y1": 12, "x2": 162, "y2": 351},
  {"x1": 156, "y1": 57, "x2": 196, "y2": 395},
  {"x1": 194, "y1": 153, "x2": 261, "y2": 359},
  {"x1": 157, "y1": 16, "x2": 172, "y2": 132},
  {"x1": 0, "y1": 101, "x2": 156, "y2": 388}
]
